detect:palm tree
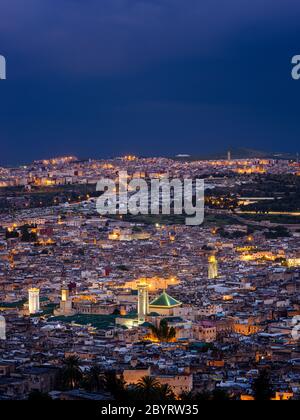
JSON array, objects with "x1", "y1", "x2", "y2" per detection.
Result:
[
  {"x1": 253, "y1": 369, "x2": 274, "y2": 401},
  {"x1": 61, "y1": 355, "x2": 83, "y2": 390},
  {"x1": 149, "y1": 319, "x2": 176, "y2": 343},
  {"x1": 180, "y1": 390, "x2": 195, "y2": 401},
  {"x1": 104, "y1": 370, "x2": 127, "y2": 400},
  {"x1": 211, "y1": 388, "x2": 230, "y2": 401},
  {"x1": 135, "y1": 376, "x2": 161, "y2": 401},
  {"x1": 156, "y1": 384, "x2": 175, "y2": 400},
  {"x1": 83, "y1": 365, "x2": 104, "y2": 392},
  {"x1": 194, "y1": 391, "x2": 212, "y2": 401},
  {"x1": 27, "y1": 391, "x2": 52, "y2": 401}
]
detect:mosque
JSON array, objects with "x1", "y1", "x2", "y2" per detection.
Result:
[{"x1": 116, "y1": 281, "x2": 182, "y2": 328}]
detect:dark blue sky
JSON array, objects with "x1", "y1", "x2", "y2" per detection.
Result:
[{"x1": 1, "y1": 0, "x2": 300, "y2": 165}]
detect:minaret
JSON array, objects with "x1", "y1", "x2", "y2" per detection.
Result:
[
  {"x1": 54, "y1": 282, "x2": 74, "y2": 316},
  {"x1": 61, "y1": 282, "x2": 69, "y2": 302},
  {"x1": 208, "y1": 255, "x2": 218, "y2": 279},
  {"x1": 137, "y1": 282, "x2": 149, "y2": 324},
  {"x1": 28, "y1": 288, "x2": 40, "y2": 314},
  {"x1": 0, "y1": 316, "x2": 6, "y2": 340},
  {"x1": 227, "y1": 150, "x2": 232, "y2": 162}
]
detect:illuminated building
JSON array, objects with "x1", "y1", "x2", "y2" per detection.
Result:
[
  {"x1": 137, "y1": 282, "x2": 149, "y2": 324},
  {"x1": 28, "y1": 288, "x2": 40, "y2": 314},
  {"x1": 233, "y1": 166, "x2": 266, "y2": 175},
  {"x1": 54, "y1": 284, "x2": 75, "y2": 316},
  {"x1": 123, "y1": 155, "x2": 137, "y2": 161},
  {"x1": 169, "y1": 230, "x2": 176, "y2": 242},
  {"x1": 233, "y1": 323, "x2": 261, "y2": 336},
  {"x1": 8, "y1": 252, "x2": 15, "y2": 269},
  {"x1": 61, "y1": 283, "x2": 69, "y2": 302},
  {"x1": 108, "y1": 228, "x2": 150, "y2": 242},
  {"x1": 272, "y1": 392, "x2": 294, "y2": 401},
  {"x1": 122, "y1": 276, "x2": 180, "y2": 292},
  {"x1": 208, "y1": 255, "x2": 218, "y2": 279},
  {"x1": 240, "y1": 251, "x2": 285, "y2": 262},
  {"x1": 287, "y1": 258, "x2": 300, "y2": 268},
  {"x1": 0, "y1": 316, "x2": 6, "y2": 340},
  {"x1": 149, "y1": 291, "x2": 182, "y2": 316}
]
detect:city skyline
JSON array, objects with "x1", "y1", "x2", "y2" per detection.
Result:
[{"x1": 0, "y1": 155, "x2": 299, "y2": 401}]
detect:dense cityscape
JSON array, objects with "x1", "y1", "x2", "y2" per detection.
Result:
[{"x1": 0, "y1": 154, "x2": 299, "y2": 401}]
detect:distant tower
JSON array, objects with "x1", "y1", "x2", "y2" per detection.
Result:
[
  {"x1": 137, "y1": 282, "x2": 149, "y2": 324},
  {"x1": 61, "y1": 283, "x2": 69, "y2": 302},
  {"x1": 54, "y1": 283, "x2": 74, "y2": 316},
  {"x1": 8, "y1": 252, "x2": 15, "y2": 269},
  {"x1": 28, "y1": 288, "x2": 40, "y2": 314},
  {"x1": 208, "y1": 255, "x2": 218, "y2": 279},
  {"x1": 227, "y1": 150, "x2": 232, "y2": 162},
  {"x1": 0, "y1": 316, "x2": 6, "y2": 340}
]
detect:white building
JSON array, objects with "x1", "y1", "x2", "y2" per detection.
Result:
[
  {"x1": 28, "y1": 288, "x2": 40, "y2": 314},
  {"x1": 0, "y1": 316, "x2": 6, "y2": 340},
  {"x1": 137, "y1": 282, "x2": 149, "y2": 324}
]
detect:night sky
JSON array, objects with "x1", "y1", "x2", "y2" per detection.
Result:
[{"x1": 1, "y1": 0, "x2": 300, "y2": 165}]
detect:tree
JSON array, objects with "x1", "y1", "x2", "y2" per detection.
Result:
[
  {"x1": 5, "y1": 229, "x2": 19, "y2": 239},
  {"x1": 149, "y1": 319, "x2": 176, "y2": 343},
  {"x1": 180, "y1": 390, "x2": 195, "y2": 401},
  {"x1": 211, "y1": 388, "x2": 230, "y2": 401},
  {"x1": 61, "y1": 355, "x2": 83, "y2": 390},
  {"x1": 135, "y1": 376, "x2": 161, "y2": 401},
  {"x1": 27, "y1": 390, "x2": 52, "y2": 401},
  {"x1": 104, "y1": 370, "x2": 127, "y2": 400},
  {"x1": 113, "y1": 308, "x2": 121, "y2": 315},
  {"x1": 253, "y1": 370, "x2": 274, "y2": 401},
  {"x1": 20, "y1": 225, "x2": 37, "y2": 242},
  {"x1": 194, "y1": 391, "x2": 212, "y2": 401},
  {"x1": 156, "y1": 384, "x2": 175, "y2": 400},
  {"x1": 83, "y1": 365, "x2": 104, "y2": 392}
]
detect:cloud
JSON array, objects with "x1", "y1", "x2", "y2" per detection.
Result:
[{"x1": 1, "y1": 0, "x2": 300, "y2": 77}]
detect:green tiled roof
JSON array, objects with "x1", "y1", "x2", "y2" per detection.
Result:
[{"x1": 149, "y1": 291, "x2": 181, "y2": 308}]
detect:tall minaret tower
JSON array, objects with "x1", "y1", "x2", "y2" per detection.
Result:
[
  {"x1": 54, "y1": 282, "x2": 74, "y2": 316},
  {"x1": 208, "y1": 255, "x2": 218, "y2": 279},
  {"x1": 137, "y1": 282, "x2": 149, "y2": 324},
  {"x1": 28, "y1": 288, "x2": 40, "y2": 314},
  {"x1": 61, "y1": 282, "x2": 69, "y2": 302},
  {"x1": 0, "y1": 316, "x2": 6, "y2": 340}
]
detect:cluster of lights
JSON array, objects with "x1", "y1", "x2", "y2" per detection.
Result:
[
  {"x1": 240, "y1": 251, "x2": 285, "y2": 262},
  {"x1": 122, "y1": 155, "x2": 138, "y2": 161},
  {"x1": 35, "y1": 239, "x2": 55, "y2": 246},
  {"x1": 41, "y1": 156, "x2": 77, "y2": 166},
  {"x1": 233, "y1": 167, "x2": 266, "y2": 175}
]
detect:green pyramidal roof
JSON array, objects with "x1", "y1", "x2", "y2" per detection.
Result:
[{"x1": 149, "y1": 291, "x2": 182, "y2": 308}]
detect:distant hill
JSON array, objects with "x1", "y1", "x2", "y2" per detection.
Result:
[{"x1": 173, "y1": 148, "x2": 297, "y2": 161}]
